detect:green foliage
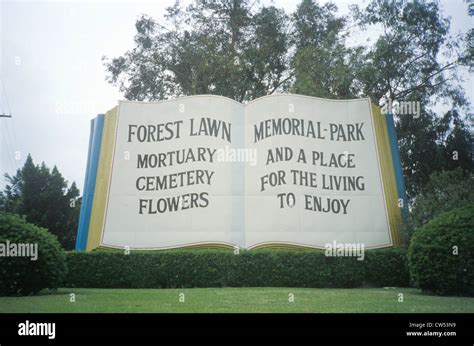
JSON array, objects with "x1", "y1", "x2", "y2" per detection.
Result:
[
  {"x1": 0, "y1": 212, "x2": 67, "y2": 296},
  {"x1": 291, "y1": 43, "x2": 362, "y2": 99},
  {"x1": 408, "y1": 204, "x2": 474, "y2": 296},
  {"x1": 65, "y1": 248, "x2": 409, "y2": 289},
  {"x1": 0, "y1": 154, "x2": 81, "y2": 250},
  {"x1": 291, "y1": 0, "x2": 361, "y2": 98},
  {"x1": 104, "y1": 1, "x2": 291, "y2": 102},
  {"x1": 408, "y1": 168, "x2": 474, "y2": 232},
  {"x1": 398, "y1": 109, "x2": 473, "y2": 200},
  {"x1": 351, "y1": 0, "x2": 463, "y2": 105},
  {"x1": 363, "y1": 248, "x2": 410, "y2": 287}
]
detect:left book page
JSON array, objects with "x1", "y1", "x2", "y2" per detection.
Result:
[{"x1": 100, "y1": 96, "x2": 245, "y2": 249}]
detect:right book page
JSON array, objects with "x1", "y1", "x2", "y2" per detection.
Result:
[{"x1": 243, "y1": 94, "x2": 392, "y2": 249}]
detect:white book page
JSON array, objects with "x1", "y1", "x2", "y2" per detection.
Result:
[
  {"x1": 243, "y1": 94, "x2": 391, "y2": 249},
  {"x1": 101, "y1": 95, "x2": 245, "y2": 249}
]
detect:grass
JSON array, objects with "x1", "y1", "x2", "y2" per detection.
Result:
[{"x1": 0, "y1": 287, "x2": 473, "y2": 313}]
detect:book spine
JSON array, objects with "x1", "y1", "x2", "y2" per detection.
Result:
[{"x1": 75, "y1": 114, "x2": 105, "y2": 251}]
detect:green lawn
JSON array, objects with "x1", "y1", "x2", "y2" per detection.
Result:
[{"x1": 0, "y1": 287, "x2": 473, "y2": 313}]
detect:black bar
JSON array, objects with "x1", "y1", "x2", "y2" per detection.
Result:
[{"x1": 0, "y1": 313, "x2": 472, "y2": 345}]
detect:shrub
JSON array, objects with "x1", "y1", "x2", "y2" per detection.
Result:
[
  {"x1": 0, "y1": 212, "x2": 67, "y2": 296},
  {"x1": 363, "y1": 248, "x2": 410, "y2": 287},
  {"x1": 65, "y1": 247, "x2": 409, "y2": 288},
  {"x1": 408, "y1": 204, "x2": 474, "y2": 296}
]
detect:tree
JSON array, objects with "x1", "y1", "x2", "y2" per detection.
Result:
[
  {"x1": 0, "y1": 154, "x2": 81, "y2": 250},
  {"x1": 349, "y1": 0, "x2": 472, "y2": 199},
  {"x1": 351, "y1": 0, "x2": 466, "y2": 106},
  {"x1": 405, "y1": 168, "x2": 474, "y2": 242},
  {"x1": 291, "y1": 0, "x2": 362, "y2": 98},
  {"x1": 395, "y1": 107, "x2": 472, "y2": 199},
  {"x1": 437, "y1": 110, "x2": 473, "y2": 172},
  {"x1": 104, "y1": 0, "x2": 291, "y2": 102}
]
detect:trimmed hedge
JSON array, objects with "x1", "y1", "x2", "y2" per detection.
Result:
[
  {"x1": 408, "y1": 204, "x2": 474, "y2": 296},
  {"x1": 0, "y1": 212, "x2": 67, "y2": 296},
  {"x1": 65, "y1": 248, "x2": 409, "y2": 288}
]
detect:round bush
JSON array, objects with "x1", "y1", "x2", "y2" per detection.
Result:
[
  {"x1": 0, "y1": 212, "x2": 67, "y2": 296},
  {"x1": 408, "y1": 204, "x2": 474, "y2": 296}
]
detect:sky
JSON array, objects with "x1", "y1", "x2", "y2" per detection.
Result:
[{"x1": 0, "y1": 0, "x2": 472, "y2": 192}]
